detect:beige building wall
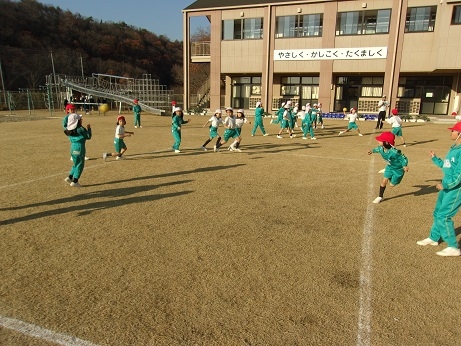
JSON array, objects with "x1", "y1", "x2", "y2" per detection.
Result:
[{"x1": 184, "y1": 0, "x2": 461, "y2": 114}]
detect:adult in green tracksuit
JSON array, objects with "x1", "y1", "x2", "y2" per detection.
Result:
[
  {"x1": 251, "y1": 102, "x2": 268, "y2": 136},
  {"x1": 368, "y1": 131, "x2": 408, "y2": 204},
  {"x1": 64, "y1": 113, "x2": 92, "y2": 187},
  {"x1": 171, "y1": 107, "x2": 190, "y2": 153},
  {"x1": 417, "y1": 122, "x2": 461, "y2": 256},
  {"x1": 133, "y1": 99, "x2": 142, "y2": 128}
]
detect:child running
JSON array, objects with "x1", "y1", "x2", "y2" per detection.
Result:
[
  {"x1": 171, "y1": 107, "x2": 191, "y2": 153},
  {"x1": 368, "y1": 131, "x2": 409, "y2": 203},
  {"x1": 201, "y1": 109, "x2": 223, "y2": 151},
  {"x1": 387, "y1": 108, "x2": 406, "y2": 147},
  {"x1": 103, "y1": 116, "x2": 134, "y2": 161},
  {"x1": 229, "y1": 109, "x2": 251, "y2": 152},
  {"x1": 64, "y1": 113, "x2": 92, "y2": 187},
  {"x1": 338, "y1": 108, "x2": 363, "y2": 136},
  {"x1": 270, "y1": 102, "x2": 285, "y2": 126},
  {"x1": 301, "y1": 106, "x2": 317, "y2": 140},
  {"x1": 214, "y1": 107, "x2": 238, "y2": 152},
  {"x1": 416, "y1": 122, "x2": 461, "y2": 256},
  {"x1": 251, "y1": 102, "x2": 269, "y2": 136},
  {"x1": 277, "y1": 104, "x2": 296, "y2": 138}
]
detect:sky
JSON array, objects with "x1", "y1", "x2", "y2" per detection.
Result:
[{"x1": 37, "y1": 0, "x2": 208, "y2": 41}]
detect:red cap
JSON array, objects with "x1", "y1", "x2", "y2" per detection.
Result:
[
  {"x1": 451, "y1": 111, "x2": 457, "y2": 117},
  {"x1": 66, "y1": 104, "x2": 76, "y2": 110},
  {"x1": 391, "y1": 109, "x2": 398, "y2": 115},
  {"x1": 117, "y1": 116, "x2": 126, "y2": 122},
  {"x1": 448, "y1": 122, "x2": 461, "y2": 132},
  {"x1": 375, "y1": 131, "x2": 395, "y2": 146},
  {"x1": 133, "y1": 99, "x2": 138, "y2": 103}
]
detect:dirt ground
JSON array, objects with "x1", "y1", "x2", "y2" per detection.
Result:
[{"x1": 1, "y1": 109, "x2": 461, "y2": 346}]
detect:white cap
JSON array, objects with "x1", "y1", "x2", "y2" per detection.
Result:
[
  {"x1": 215, "y1": 109, "x2": 222, "y2": 114},
  {"x1": 67, "y1": 113, "x2": 82, "y2": 130},
  {"x1": 174, "y1": 107, "x2": 182, "y2": 112},
  {"x1": 237, "y1": 109, "x2": 244, "y2": 114},
  {"x1": 286, "y1": 100, "x2": 292, "y2": 105},
  {"x1": 256, "y1": 101, "x2": 261, "y2": 107},
  {"x1": 225, "y1": 107, "x2": 233, "y2": 112},
  {"x1": 281, "y1": 102, "x2": 286, "y2": 107},
  {"x1": 313, "y1": 103, "x2": 318, "y2": 107}
]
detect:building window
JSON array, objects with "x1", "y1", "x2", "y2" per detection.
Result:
[
  {"x1": 231, "y1": 76, "x2": 261, "y2": 109},
  {"x1": 280, "y1": 76, "x2": 319, "y2": 104},
  {"x1": 276, "y1": 14, "x2": 323, "y2": 38},
  {"x1": 452, "y1": 6, "x2": 461, "y2": 24},
  {"x1": 361, "y1": 77, "x2": 384, "y2": 97},
  {"x1": 301, "y1": 14, "x2": 323, "y2": 37},
  {"x1": 336, "y1": 9, "x2": 391, "y2": 35},
  {"x1": 244, "y1": 18, "x2": 263, "y2": 39},
  {"x1": 405, "y1": 7, "x2": 436, "y2": 32},
  {"x1": 223, "y1": 18, "x2": 263, "y2": 40}
]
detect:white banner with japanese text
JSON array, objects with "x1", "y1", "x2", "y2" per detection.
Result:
[{"x1": 274, "y1": 47, "x2": 388, "y2": 61}]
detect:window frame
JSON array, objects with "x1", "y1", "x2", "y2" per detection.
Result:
[
  {"x1": 452, "y1": 5, "x2": 461, "y2": 25},
  {"x1": 405, "y1": 6, "x2": 437, "y2": 33},
  {"x1": 275, "y1": 14, "x2": 323, "y2": 38},
  {"x1": 222, "y1": 18, "x2": 263, "y2": 40},
  {"x1": 336, "y1": 9, "x2": 391, "y2": 36}
]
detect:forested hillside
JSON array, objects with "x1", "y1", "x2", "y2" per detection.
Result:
[{"x1": 0, "y1": 0, "x2": 184, "y2": 91}]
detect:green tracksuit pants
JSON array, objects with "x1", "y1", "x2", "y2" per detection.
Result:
[{"x1": 429, "y1": 188, "x2": 461, "y2": 248}]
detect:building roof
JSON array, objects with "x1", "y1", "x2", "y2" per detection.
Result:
[{"x1": 184, "y1": 0, "x2": 305, "y2": 11}]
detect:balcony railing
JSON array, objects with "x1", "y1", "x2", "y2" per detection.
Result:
[{"x1": 191, "y1": 41, "x2": 210, "y2": 56}]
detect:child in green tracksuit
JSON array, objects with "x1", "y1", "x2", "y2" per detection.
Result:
[
  {"x1": 368, "y1": 131, "x2": 408, "y2": 204},
  {"x1": 251, "y1": 102, "x2": 269, "y2": 136},
  {"x1": 417, "y1": 122, "x2": 461, "y2": 257},
  {"x1": 301, "y1": 107, "x2": 316, "y2": 140},
  {"x1": 171, "y1": 107, "x2": 190, "y2": 153},
  {"x1": 133, "y1": 99, "x2": 142, "y2": 128},
  {"x1": 64, "y1": 113, "x2": 92, "y2": 187},
  {"x1": 271, "y1": 102, "x2": 285, "y2": 126}
]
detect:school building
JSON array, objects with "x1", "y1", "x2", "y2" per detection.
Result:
[{"x1": 182, "y1": 0, "x2": 461, "y2": 116}]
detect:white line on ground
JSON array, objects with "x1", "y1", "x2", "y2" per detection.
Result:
[
  {"x1": 0, "y1": 315, "x2": 100, "y2": 346},
  {"x1": 356, "y1": 155, "x2": 376, "y2": 346}
]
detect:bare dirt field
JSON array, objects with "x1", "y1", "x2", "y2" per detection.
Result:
[{"x1": 1, "y1": 109, "x2": 460, "y2": 346}]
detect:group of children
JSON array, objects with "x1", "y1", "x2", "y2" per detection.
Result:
[{"x1": 61, "y1": 101, "x2": 461, "y2": 257}]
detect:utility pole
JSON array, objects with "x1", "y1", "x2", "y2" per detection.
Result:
[
  {"x1": 50, "y1": 51, "x2": 60, "y2": 110},
  {"x1": 0, "y1": 59, "x2": 7, "y2": 108},
  {"x1": 80, "y1": 55, "x2": 84, "y2": 79}
]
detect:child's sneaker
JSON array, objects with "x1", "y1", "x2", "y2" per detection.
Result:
[
  {"x1": 116, "y1": 156, "x2": 125, "y2": 160},
  {"x1": 263, "y1": 133, "x2": 269, "y2": 136},
  {"x1": 201, "y1": 146, "x2": 207, "y2": 151},
  {"x1": 85, "y1": 156, "x2": 89, "y2": 160},
  {"x1": 174, "y1": 149, "x2": 180, "y2": 153},
  {"x1": 277, "y1": 135, "x2": 283, "y2": 139},
  {"x1": 372, "y1": 197, "x2": 383, "y2": 204},
  {"x1": 64, "y1": 177, "x2": 72, "y2": 184},
  {"x1": 302, "y1": 137, "x2": 308, "y2": 140},
  {"x1": 338, "y1": 131, "x2": 344, "y2": 136},
  {"x1": 416, "y1": 238, "x2": 438, "y2": 246},
  {"x1": 102, "y1": 153, "x2": 107, "y2": 161},
  {"x1": 310, "y1": 137, "x2": 317, "y2": 140},
  {"x1": 70, "y1": 182, "x2": 81, "y2": 188},
  {"x1": 436, "y1": 247, "x2": 460, "y2": 256},
  {"x1": 359, "y1": 133, "x2": 364, "y2": 136}
]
